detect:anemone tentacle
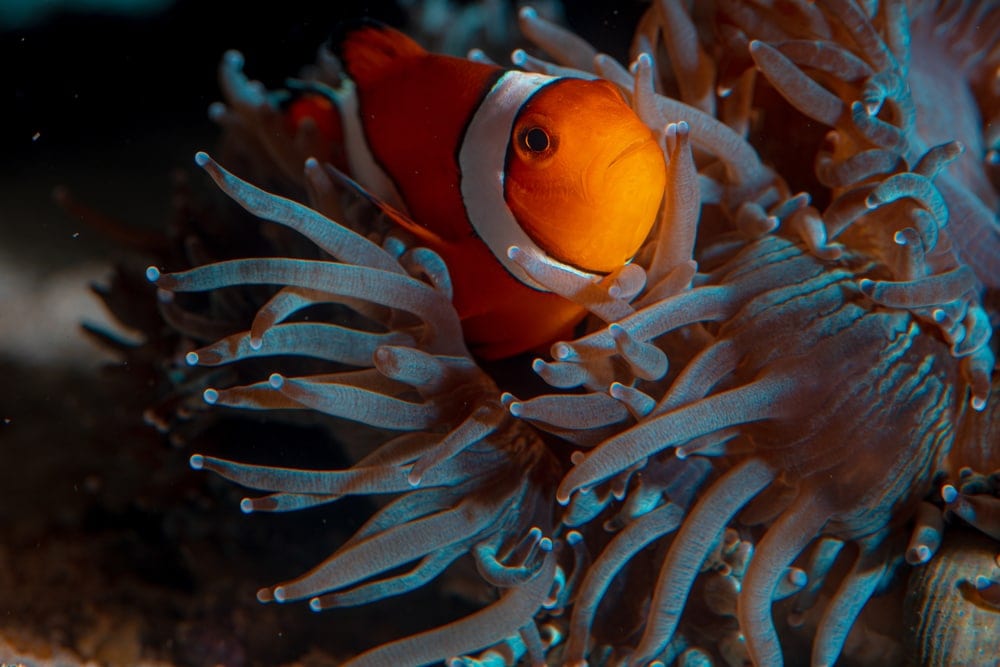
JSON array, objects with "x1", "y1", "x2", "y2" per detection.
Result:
[
  {"x1": 186, "y1": 322, "x2": 415, "y2": 366},
  {"x1": 563, "y1": 501, "x2": 686, "y2": 665},
  {"x1": 343, "y1": 548, "x2": 558, "y2": 667},
  {"x1": 810, "y1": 540, "x2": 891, "y2": 667},
  {"x1": 151, "y1": 256, "x2": 463, "y2": 354},
  {"x1": 625, "y1": 460, "x2": 773, "y2": 664}
]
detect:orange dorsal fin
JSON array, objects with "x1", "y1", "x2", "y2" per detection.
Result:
[{"x1": 333, "y1": 20, "x2": 426, "y2": 85}]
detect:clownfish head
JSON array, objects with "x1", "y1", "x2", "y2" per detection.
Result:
[{"x1": 504, "y1": 78, "x2": 666, "y2": 274}]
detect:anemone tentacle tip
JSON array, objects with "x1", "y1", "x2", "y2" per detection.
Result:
[
  {"x1": 553, "y1": 342, "x2": 573, "y2": 360},
  {"x1": 268, "y1": 373, "x2": 285, "y2": 389},
  {"x1": 207, "y1": 101, "x2": 226, "y2": 121},
  {"x1": 273, "y1": 586, "x2": 288, "y2": 603},
  {"x1": 908, "y1": 545, "x2": 931, "y2": 564},
  {"x1": 239, "y1": 498, "x2": 254, "y2": 514},
  {"x1": 309, "y1": 597, "x2": 323, "y2": 612},
  {"x1": 189, "y1": 454, "x2": 204, "y2": 470},
  {"x1": 249, "y1": 336, "x2": 263, "y2": 350},
  {"x1": 194, "y1": 151, "x2": 211, "y2": 167},
  {"x1": 203, "y1": 388, "x2": 219, "y2": 404},
  {"x1": 184, "y1": 351, "x2": 200, "y2": 366},
  {"x1": 518, "y1": 5, "x2": 537, "y2": 20},
  {"x1": 941, "y1": 484, "x2": 959, "y2": 503},
  {"x1": 144, "y1": 266, "x2": 161, "y2": 282},
  {"x1": 304, "y1": 156, "x2": 319, "y2": 169}
]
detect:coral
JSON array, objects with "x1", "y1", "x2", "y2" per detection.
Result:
[{"x1": 139, "y1": 1, "x2": 998, "y2": 665}]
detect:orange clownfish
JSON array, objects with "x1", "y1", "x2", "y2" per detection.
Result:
[{"x1": 306, "y1": 21, "x2": 666, "y2": 359}]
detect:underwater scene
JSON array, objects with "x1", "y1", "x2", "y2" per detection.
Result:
[{"x1": 3, "y1": 0, "x2": 999, "y2": 665}]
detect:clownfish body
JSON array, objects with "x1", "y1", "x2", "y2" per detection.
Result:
[{"x1": 306, "y1": 22, "x2": 666, "y2": 359}]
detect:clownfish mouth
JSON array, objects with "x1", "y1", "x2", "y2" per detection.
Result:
[{"x1": 608, "y1": 137, "x2": 654, "y2": 169}]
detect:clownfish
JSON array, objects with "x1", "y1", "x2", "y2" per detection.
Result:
[
  {"x1": 282, "y1": 92, "x2": 349, "y2": 174},
  {"x1": 299, "y1": 21, "x2": 666, "y2": 359}
]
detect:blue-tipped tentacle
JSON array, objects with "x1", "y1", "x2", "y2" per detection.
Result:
[
  {"x1": 194, "y1": 152, "x2": 404, "y2": 273},
  {"x1": 811, "y1": 541, "x2": 889, "y2": 667},
  {"x1": 267, "y1": 483, "x2": 526, "y2": 604},
  {"x1": 343, "y1": 548, "x2": 556, "y2": 667},
  {"x1": 508, "y1": 392, "x2": 630, "y2": 432},
  {"x1": 737, "y1": 494, "x2": 828, "y2": 667},
  {"x1": 564, "y1": 501, "x2": 684, "y2": 665},
  {"x1": 250, "y1": 285, "x2": 391, "y2": 345},
  {"x1": 149, "y1": 257, "x2": 463, "y2": 354},
  {"x1": 506, "y1": 245, "x2": 637, "y2": 323},
  {"x1": 557, "y1": 373, "x2": 794, "y2": 504},
  {"x1": 186, "y1": 322, "x2": 414, "y2": 367},
  {"x1": 630, "y1": 459, "x2": 776, "y2": 664},
  {"x1": 189, "y1": 452, "x2": 489, "y2": 497},
  {"x1": 310, "y1": 546, "x2": 464, "y2": 610},
  {"x1": 906, "y1": 500, "x2": 944, "y2": 565}
]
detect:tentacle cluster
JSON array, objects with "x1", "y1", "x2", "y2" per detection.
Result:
[
  {"x1": 147, "y1": 152, "x2": 570, "y2": 666},
  {"x1": 510, "y1": 1, "x2": 999, "y2": 665},
  {"x1": 135, "y1": 2, "x2": 1000, "y2": 666}
]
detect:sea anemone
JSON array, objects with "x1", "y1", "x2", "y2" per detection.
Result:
[{"x1": 142, "y1": 1, "x2": 998, "y2": 665}]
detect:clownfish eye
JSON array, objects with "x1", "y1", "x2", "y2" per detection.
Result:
[{"x1": 522, "y1": 127, "x2": 550, "y2": 152}]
